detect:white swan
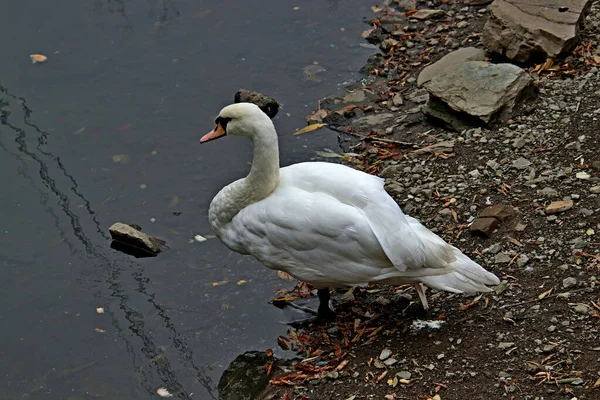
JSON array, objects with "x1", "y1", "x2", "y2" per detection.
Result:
[{"x1": 201, "y1": 103, "x2": 500, "y2": 320}]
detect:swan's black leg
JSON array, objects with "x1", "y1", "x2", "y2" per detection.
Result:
[
  {"x1": 317, "y1": 288, "x2": 336, "y2": 321},
  {"x1": 281, "y1": 288, "x2": 336, "y2": 327}
]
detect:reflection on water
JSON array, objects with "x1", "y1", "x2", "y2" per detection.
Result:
[
  {"x1": 0, "y1": 0, "x2": 374, "y2": 398},
  {"x1": 0, "y1": 85, "x2": 217, "y2": 398}
]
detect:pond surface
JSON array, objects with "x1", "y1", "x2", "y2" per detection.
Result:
[{"x1": 0, "y1": 1, "x2": 374, "y2": 398}]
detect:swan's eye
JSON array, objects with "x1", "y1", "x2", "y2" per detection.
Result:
[{"x1": 215, "y1": 116, "x2": 232, "y2": 132}]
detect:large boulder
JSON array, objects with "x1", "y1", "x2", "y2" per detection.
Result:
[
  {"x1": 417, "y1": 47, "x2": 487, "y2": 87},
  {"x1": 482, "y1": 0, "x2": 593, "y2": 64},
  {"x1": 423, "y1": 61, "x2": 535, "y2": 129}
]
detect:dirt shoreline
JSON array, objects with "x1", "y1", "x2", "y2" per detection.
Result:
[{"x1": 222, "y1": 1, "x2": 600, "y2": 399}]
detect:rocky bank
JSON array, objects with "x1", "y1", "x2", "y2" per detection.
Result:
[{"x1": 220, "y1": 1, "x2": 600, "y2": 399}]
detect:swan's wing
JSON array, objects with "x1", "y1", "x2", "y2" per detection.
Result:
[
  {"x1": 351, "y1": 175, "x2": 427, "y2": 270},
  {"x1": 252, "y1": 162, "x2": 426, "y2": 271},
  {"x1": 231, "y1": 185, "x2": 396, "y2": 285}
]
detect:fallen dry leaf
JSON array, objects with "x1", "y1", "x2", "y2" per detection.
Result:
[
  {"x1": 30, "y1": 54, "x2": 47, "y2": 64},
  {"x1": 293, "y1": 123, "x2": 327, "y2": 135},
  {"x1": 94, "y1": 328, "x2": 106, "y2": 333},
  {"x1": 277, "y1": 270, "x2": 294, "y2": 280},
  {"x1": 307, "y1": 109, "x2": 327, "y2": 122},
  {"x1": 272, "y1": 296, "x2": 298, "y2": 303},
  {"x1": 336, "y1": 359, "x2": 349, "y2": 371},
  {"x1": 236, "y1": 279, "x2": 247, "y2": 285},
  {"x1": 265, "y1": 359, "x2": 274, "y2": 375},
  {"x1": 538, "y1": 288, "x2": 553, "y2": 300},
  {"x1": 96, "y1": 307, "x2": 104, "y2": 314},
  {"x1": 376, "y1": 370, "x2": 388, "y2": 382},
  {"x1": 277, "y1": 336, "x2": 293, "y2": 350},
  {"x1": 593, "y1": 55, "x2": 600, "y2": 65},
  {"x1": 361, "y1": 28, "x2": 375, "y2": 38},
  {"x1": 459, "y1": 294, "x2": 482, "y2": 310},
  {"x1": 541, "y1": 57, "x2": 554, "y2": 71},
  {"x1": 315, "y1": 150, "x2": 342, "y2": 158},
  {"x1": 507, "y1": 238, "x2": 524, "y2": 247}
]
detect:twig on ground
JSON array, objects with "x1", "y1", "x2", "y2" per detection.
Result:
[{"x1": 328, "y1": 125, "x2": 418, "y2": 147}]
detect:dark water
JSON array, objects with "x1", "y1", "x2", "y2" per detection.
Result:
[{"x1": 0, "y1": 1, "x2": 374, "y2": 398}]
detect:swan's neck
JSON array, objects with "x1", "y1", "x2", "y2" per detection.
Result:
[{"x1": 209, "y1": 124, "x2": 280, "y2": 229}]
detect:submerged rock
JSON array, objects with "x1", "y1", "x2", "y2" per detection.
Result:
[
  {"x1": 302, "y1": 64, "x2": 327, "y2": 83},
  {"x1": 234, "y1": 89, "x2": 280, "y2": 119},
  {"x1": 482, "y1": 0, "x2": 593, "y2": 64},
  {"x1": 218, "y1": 351, "x2": 278, "y2": 400},
  {"x1": 109, "y1": 222, "x2": 168, "y2": 257}
]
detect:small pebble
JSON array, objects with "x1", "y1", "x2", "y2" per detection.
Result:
[
  {"x1": 563, "y1": 277, "x2": 577, "y2": 289},
  {"x1": 379, "y1": 348, "x2": 392, "y2": 361},
  {"x1": 396, "y1": 371, "x2": 411, "y2": 380}
]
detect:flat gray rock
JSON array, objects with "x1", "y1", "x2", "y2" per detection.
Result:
[
  {"x1": 423, "y1": 61, "x2": 534, "y2": 125},
  {"x1": 109, "y1": 222, "x2": 168, "y2": 256},
  {"x1": 411, "y1": 9, "x2": 446, "y2": 20},
  {"x1": 343, "y1": 90, "x2": 367, "y2": 103},
  {"x1": 482, "y1": 0, "x2": 593, "y2": 63},
  {"x1": 354, "y1": 113, "x2": 395, "y2": 127},
  {"x1": 418, "y1": 47, "x2": 487, "y2": 86}
]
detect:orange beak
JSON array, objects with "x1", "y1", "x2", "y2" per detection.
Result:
[{"x1": 200, "y1": 123, "x2": 226, "y2": 143}]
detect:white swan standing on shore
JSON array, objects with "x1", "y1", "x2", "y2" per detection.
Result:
[{"x1": 200, "y1": 103, "x2": 500, "y2": 321}]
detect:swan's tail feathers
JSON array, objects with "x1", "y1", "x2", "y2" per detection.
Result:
[
  {"x1": 449, "y1": 247, "x2": 501, "y2": 287},
  {"x1": 420, "y1": 248, "x2": 500, "y2": 294},
  {"x1": 406, "y1": 215, "x2": 500, "y2": 294}
]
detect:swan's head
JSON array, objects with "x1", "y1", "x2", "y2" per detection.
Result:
[{"x1": 200, "y1": 103, "x2": 273, "y2": 143}]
